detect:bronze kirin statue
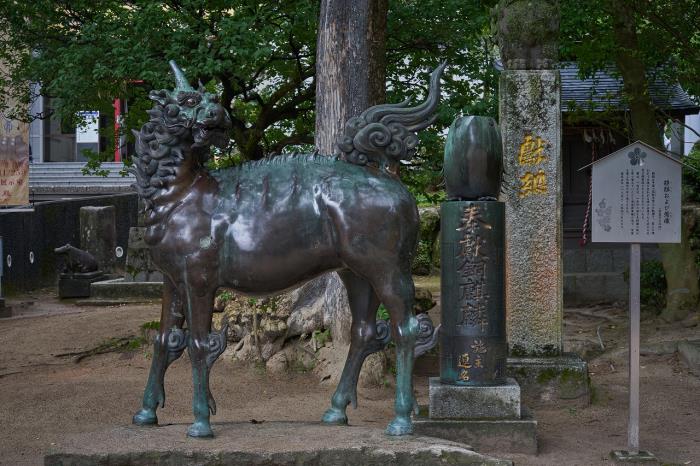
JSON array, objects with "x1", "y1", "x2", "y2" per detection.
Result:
[{"x1": 131, "y1": 61, "x2": 444, "y2": 438}]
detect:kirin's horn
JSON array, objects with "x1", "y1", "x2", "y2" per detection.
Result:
[{"x1": 169, "y1": 60, "x2": 195, "y2": 93}]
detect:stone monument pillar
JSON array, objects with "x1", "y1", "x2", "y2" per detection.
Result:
[
  {"x1": 500, "y1": 70, "x2": 562, "y2": 356},
  {"x1": 496, "y1": 0, "x2": 588, "y2": 403},
  {"x1": 414, "y1": 116, "x2": 537, "y2": 454}
]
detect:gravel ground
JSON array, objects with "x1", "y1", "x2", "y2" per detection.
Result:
[{"x1": 0, "y1": 290, "x2": 698, "y2": 465}]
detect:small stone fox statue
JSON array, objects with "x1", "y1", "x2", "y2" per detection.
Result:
[{"x1": 54, "y1": 244, "x2": 99, "y2": 275}]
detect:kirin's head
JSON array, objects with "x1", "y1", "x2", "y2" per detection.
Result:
[
  {"x1": 130, "y1": 61, "x2": 231, "y2": 208},
  {"x1": 147, "y1": 60, "x2": 231, "y2": 149}
]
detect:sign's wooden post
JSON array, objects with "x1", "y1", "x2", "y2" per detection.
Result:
[
  {"x1": 628, "y1": 242, "x2": 640, "y2": 454},
  {"x1": 583, "y1": 140, "x2": 684, "y2": 462}
]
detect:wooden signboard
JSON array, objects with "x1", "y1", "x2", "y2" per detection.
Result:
[
  {"x1": 581, "y1": 141, "x2": 684, "y2": 462},
  {"x1": 588, "y1": 141, "x2": 682, "y2": 244}
]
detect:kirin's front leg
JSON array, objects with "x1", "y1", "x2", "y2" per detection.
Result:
[
  {"x1": 133, "y1": 278, "x2": 186, "y2": 426},
  {"x1": 183, "y1": 285, "x2": 228, "y2": 438}
]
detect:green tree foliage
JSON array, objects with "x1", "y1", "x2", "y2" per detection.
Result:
[
  {"x1": 0, "y1": 0, "x2": 498, "y2": 198},
  {"x1": 560, "y1": 0, "x2": 699, "y2": 135},
  {"x1": 561, "y1": 0, "x2": 700, "y2": 316},
  {"x1": 387, "y1": 0, "x2": 499, "y2": 199},
  {"x1": 0, "y1": 0, "x2": 318, "y2": 162}
]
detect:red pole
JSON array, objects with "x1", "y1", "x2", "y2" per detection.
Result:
[{"x1": 113, "y1": 98, "x2": 121, "y2": 162}]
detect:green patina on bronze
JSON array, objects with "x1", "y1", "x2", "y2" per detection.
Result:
[
  {"x1": 440, "y1": 201, "x2": 507, "y2": 386},
  {"x1": 444, "y1": 116, "x2": 502, "y2": 200},
  {"x1": 440, "y1": 115, "x2": 506, "y2": 386},
  {"x1": 130, "y1": 61, "x2": 446, "y2": 438}
]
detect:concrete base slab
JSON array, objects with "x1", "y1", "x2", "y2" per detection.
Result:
[
  {"x1": 89, "y1": 278, "x2": 163, "y2": 302},
  {"x1": 610, "y1": 450, "x2": 658, "y2": 463},
  {"x1": 414, "y1": 414, "x2": 537, "y2": 455},
  {"x1": 44, "y1": 422, "x2": 512, "y2": 466},
  {"x1": 58, "y1": 273, "x2": 105, "y2": 299},
  {"x1": 507, "y1": 353, "x2": 590, "y2": 405},
  {"x1": 429, "y1": 377, "x2": 520, "y2": 419}
]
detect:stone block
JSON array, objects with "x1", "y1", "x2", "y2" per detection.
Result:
[
  {"x1": 611, "y1": 247, "x2": 629, "y2": 272},
  {"x1": 124, "y1": 227, "x2": 163, "y2": 282},
  {"x1": 507, "y1": 353, "x2": 590, "y2": 405},
  {"x1": 564, "y1": 272, "x2": 627, "y2": 305},
  {"x1": 563, "y1": 248, "x2": 585, "y2": 273},
  {"x1": 501, "y1": 70, "x2": 563, "y2": 356},
  {"x1": 79, "y1": 206, "x2": 116, "y2": 273},
  {"x1": 57, "y1": 271, "x2": 105, "y2": 298},
  {"x1": 0, "y1": 298, "x2": 10, "y2": 318},
  {"x1": 585, "y1": 248, "x2": 614, "y2": 272},
  {"x1": 610, "y1": 450, "x2": 657, "y2": 463},
  {"x1": 89, "y1": 278, "x2": 162, "y2": 302},
  {"x1": 428, "y1": 377, "x2": 520, "y2": 419},
  {"x1": 413, "y1": 414, "x2": 538, "y2": 455}
]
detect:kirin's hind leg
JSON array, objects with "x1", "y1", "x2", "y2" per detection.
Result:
[
  {"x1": 372, "y1": 269, "x2": 418, "y2": 436},
  {"x1": 322, "y1": 270, "x2": 384, "y2": 425},
  {"x1": 133, "y1": 278, "x2": 186, "y2": 426}
]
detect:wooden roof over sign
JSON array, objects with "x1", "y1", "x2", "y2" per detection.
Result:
[{"x1": 577, "y1": 140, "x2": 696, "y2": 172}]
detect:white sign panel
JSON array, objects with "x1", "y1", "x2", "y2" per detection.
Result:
[
  {"x1": 591, "y1": 141, "x2": 681, "y2": 243},
  {"x1": 76, "y1": 111, "x2": 99, "y2": 143}
]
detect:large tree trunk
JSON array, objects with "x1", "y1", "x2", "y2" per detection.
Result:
[
  {"x1": 609, "y1": 0, "x2": 699, "y2": 318},
  {"x1": 304, "y1": 0, "x2": 388, "y2": 345},
  {"x1": 315, "y1": 0, "x2": 387, "y2": 154}
]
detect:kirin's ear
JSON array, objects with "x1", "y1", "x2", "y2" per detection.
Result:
[{"x1": 149, "y1": 89, "x2": 170, "y2": 105}]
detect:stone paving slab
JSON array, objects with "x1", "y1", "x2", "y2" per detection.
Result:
[
  {"x1": 414, "y1": 415, "x2": 538, "y2": 455},
  {"x1": 44, "y1": 421, "x2": 512, "y2": 466},
  {"x1": 428, "y1": 377, "x2": 521, "y2": 419}
]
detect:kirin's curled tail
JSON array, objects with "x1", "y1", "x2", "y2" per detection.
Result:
[{"x1": 335, "y1": 62, "x2": 446, "y2": 175}]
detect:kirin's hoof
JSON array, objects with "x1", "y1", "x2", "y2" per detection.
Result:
[
  {"x1": 385, "y1": 416, "x2": 413, "y2": 436},
  {"x1": 321, "y1": 407, "x2": 348, "y2": 425},
  {"x1": 187, "y1": 421, "x2": 214, "y2": 438},
  {"x1": 132, "y1": 408, "x2": 158, "y2": 426}
]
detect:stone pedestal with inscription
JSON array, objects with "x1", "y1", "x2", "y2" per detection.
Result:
[
  {"x1": 415, "y1": 200, "x2": 536, "y2": 454},
  {"x1": 415, "y1": 115, "x2": 537, "y2": 454},
  {"x1": 439, "y1": 201, "x2": 507, "y2": 386},
  {"x1": 500, "y1": 69, "x2": 589, "y2": 404}
]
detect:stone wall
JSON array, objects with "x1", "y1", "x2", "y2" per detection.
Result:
[
  {"x1": 0, "y1": 193, "x2": 138, "y2": 294},
  {"x1": 563, "y1": 239, "x2": 661, "y2": 305}
]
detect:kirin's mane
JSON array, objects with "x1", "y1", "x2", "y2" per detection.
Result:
[{"x1": 129, "y1": 97, "x2": 203, "y2": 210}]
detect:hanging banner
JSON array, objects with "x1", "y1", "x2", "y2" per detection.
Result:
[{"x1": 0, "y1": 113, "x2": 30, "y2": 206}]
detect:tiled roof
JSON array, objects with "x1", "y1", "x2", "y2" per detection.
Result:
[{"x1": 559, "y1": 62, "x2": 698, "y2": 114}]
